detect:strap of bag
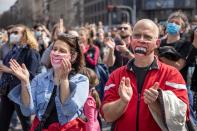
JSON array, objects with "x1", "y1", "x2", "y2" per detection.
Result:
[{"x1": 34, "y1": 85, "x2": 57, "y2": 131}]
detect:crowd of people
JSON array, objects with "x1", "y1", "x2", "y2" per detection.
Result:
[{"x1": 0, "y1": 10, "x2": 196, "y2": 131}]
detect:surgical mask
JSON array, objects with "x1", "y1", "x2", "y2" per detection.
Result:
[
  {"x1": 0, "y1": 39, "x2": 3, "y2": 45},
  {"x1": 166, "y1": 23, "x2": 181, "y2": 35},
  {"x1": 35, "y1": 31, "x2": 42, "y2": 38},
  {"x1": 9, "y1": 33, "x2": 21, "y2": 44},
  {"x1": 50, "y1": 50, "x2": 71, "y2": 69}
]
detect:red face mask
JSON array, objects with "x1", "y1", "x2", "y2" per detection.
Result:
[
  {"x1": 132, "y1": 38, "x2": 157, "y2": 56},
  {"x1": 50, "y1": 50, "x2": 71, "y2": 69}
]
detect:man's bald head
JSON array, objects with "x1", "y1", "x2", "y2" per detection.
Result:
[{"x1": 133, "y1": 19, "x2": 159, "y2": 39}]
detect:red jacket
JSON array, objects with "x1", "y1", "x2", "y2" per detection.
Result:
[{"x1": 101, "y1": 59, "x2": 189, "y2": 131}]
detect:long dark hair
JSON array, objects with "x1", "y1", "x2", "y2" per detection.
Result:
[{"x1": 56, "y1": 33, "x2": 85, "y2": 73}]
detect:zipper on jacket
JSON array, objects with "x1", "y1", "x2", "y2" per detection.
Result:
[{"x1": 136, "y1": 93, "x2": 141, "y2": 131}]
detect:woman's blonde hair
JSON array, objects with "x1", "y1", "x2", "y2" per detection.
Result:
[
  {"x1": 16, "y1": 24, "x2": 39, "y2": 51},
  {"x1": 0, "y1": 32, "x2": 8, "y2": 43}
]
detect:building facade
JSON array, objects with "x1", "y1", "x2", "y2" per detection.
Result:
[
  {"x1": 46, "y1": 0, "x2": 81, "y2": 28},
  {"x1": 84, "y1": 0, "x2": 128, "y2": 25},
  {"x1": 0, "y1": 0, "x2": 197, "y2": 28},
  {"x1": 84, "y1": 0, "x2": 197, "y2": 26}
]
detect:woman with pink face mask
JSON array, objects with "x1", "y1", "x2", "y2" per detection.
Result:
[{"x1": 7, "y1": 33, "x2": 89, "y2": 131}]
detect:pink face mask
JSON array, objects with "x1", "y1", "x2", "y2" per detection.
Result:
[{"x1": 50, "y1": 50, "x2": 71, "y2": 69}]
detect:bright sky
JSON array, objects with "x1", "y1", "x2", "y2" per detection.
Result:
[{"x1": 0, "y1": 0, "x2": 16, "y2": 14}]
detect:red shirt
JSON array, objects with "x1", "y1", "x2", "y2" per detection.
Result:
[{"x1": 101, "y1": 58, "x2": 189, "y2": 131}]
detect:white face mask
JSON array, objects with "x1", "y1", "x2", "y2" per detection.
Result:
[
  {"x1": 9, "y1": 33, "x2": 21, "y2": 44},
  {"x1": 50, "y1": 50, "x2": 71, "y2": 69},
  {"x1": 0, "y1": 38, "x2": 3, "y2": 45}
]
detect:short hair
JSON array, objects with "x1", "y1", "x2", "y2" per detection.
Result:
[
  {"x1": 168, "y1": 11, "x2": 189, "y2": 29},
  {"x1": 134, "y1": 19, "x2": 159, "y2": 38},
  {"x1": 33, "y1": 23, "x2": 43, "y2": 30}
]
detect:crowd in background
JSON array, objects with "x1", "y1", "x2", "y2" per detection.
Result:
[{"x1": 0, "y1": 10, "x2": 196, "y2": 131}]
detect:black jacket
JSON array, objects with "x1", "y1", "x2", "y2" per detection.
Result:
[{"x1": 1, "y1": 45, "x2": 40, "y2": 94}]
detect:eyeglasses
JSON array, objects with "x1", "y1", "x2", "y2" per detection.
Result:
[
  {"x1": 118, "y1": 27, "x2": 128, "y2": 30},
  {"x1": 132, "y1": 33, "x2": 156, "y2": 42}
]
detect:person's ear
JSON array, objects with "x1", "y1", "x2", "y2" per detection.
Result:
[
  {"x1": 156, "y1": 39, "x2": 160, "y2": 48},
  {"x1": 70, "y1": 52, "x2": 77, "y2": 63}
]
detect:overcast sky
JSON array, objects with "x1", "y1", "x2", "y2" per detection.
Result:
[{"x1": 0, "y1": 0, "x2": 16, "y2": 14}]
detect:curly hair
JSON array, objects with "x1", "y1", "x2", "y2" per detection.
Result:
[{"x1": 15, "y1": 24, "x2": 39, "y2": 51}]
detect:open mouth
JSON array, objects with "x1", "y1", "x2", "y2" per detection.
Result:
[{"x1": 134, "y1": 47, "x2": 147, "y2": 55}]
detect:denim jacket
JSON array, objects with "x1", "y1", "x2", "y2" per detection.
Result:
[{"x1": 8, "y1": 69, "x2": 89, "y2": 125}]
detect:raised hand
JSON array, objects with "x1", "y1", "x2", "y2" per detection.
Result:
[
  {"x1": 60, "y1": 58, "x2": 71, "y2": 80},
  {"x1": 104, "y1": 37, "x2": 115, "y2": 50},
  {"x1": 115, "y1": 40, "x2": 127, "y2": 53},
  {"x1": 118, "y1": 77, "x2": 133, "y2": 103},
  {"x1": 144, "y1": 82, "x2": 159, "y2": 105},
  {"x1": 79, "y1": 44, "x2": 86, "y2": 53},
  {"x1": 9, "y1": 59, "x2": 30, "y2": 84}
]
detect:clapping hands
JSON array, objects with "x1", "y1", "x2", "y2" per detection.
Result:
[
  {"x1": 104, "y1": 37, "x2": 116, "y2": 50},
  {"x1": 119, "y1": 77, "x2": 133, "y2": 103},
  {"x1": 9, "y1": 59, "x2": 30, "y2": 85},
  {"x1": 144, "y1": 82, "x2": 159, "y2": 105}
]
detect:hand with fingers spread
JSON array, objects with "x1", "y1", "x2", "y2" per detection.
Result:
[
  {"x1": 9, "y1": 59, "x2": 30, "y2": 85},
  {"x1": 144, "y1": 82, "x2": 159, "y2": 105},
  {"x1": 118, "y1": 77, "x2": 133, "y2": 103}
]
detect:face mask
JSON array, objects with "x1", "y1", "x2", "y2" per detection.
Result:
[
  {"x1": 0, "y1": 39, "x2": 3, "y2": 45},
  {"x1": 50, "y1": 50, "x2": 71, "y2": 69},
  {"x1": 9, "y1": 33, "x2": 21, "y2": 44},
  {"x1": 166, "y1": 23, "x2": 181, "y2": 35},
  {"x1": 132, "y1": 39, "x2": 157, "y2": 56},
  {"x1": 35, "y1": 31, "x2": 42, "y2": 38}
]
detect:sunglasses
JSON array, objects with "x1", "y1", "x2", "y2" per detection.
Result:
[{"x1": 118, "y1": 27, "x2": 128, "y2": 30}]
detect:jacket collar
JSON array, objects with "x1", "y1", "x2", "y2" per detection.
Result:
[{"x1": 127, "y1": 57, "x2": 159, "y2": 72}]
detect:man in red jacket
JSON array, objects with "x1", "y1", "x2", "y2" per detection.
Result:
[{"x1": 101, "y1": 19, "x2": 189, "y2": 131}]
